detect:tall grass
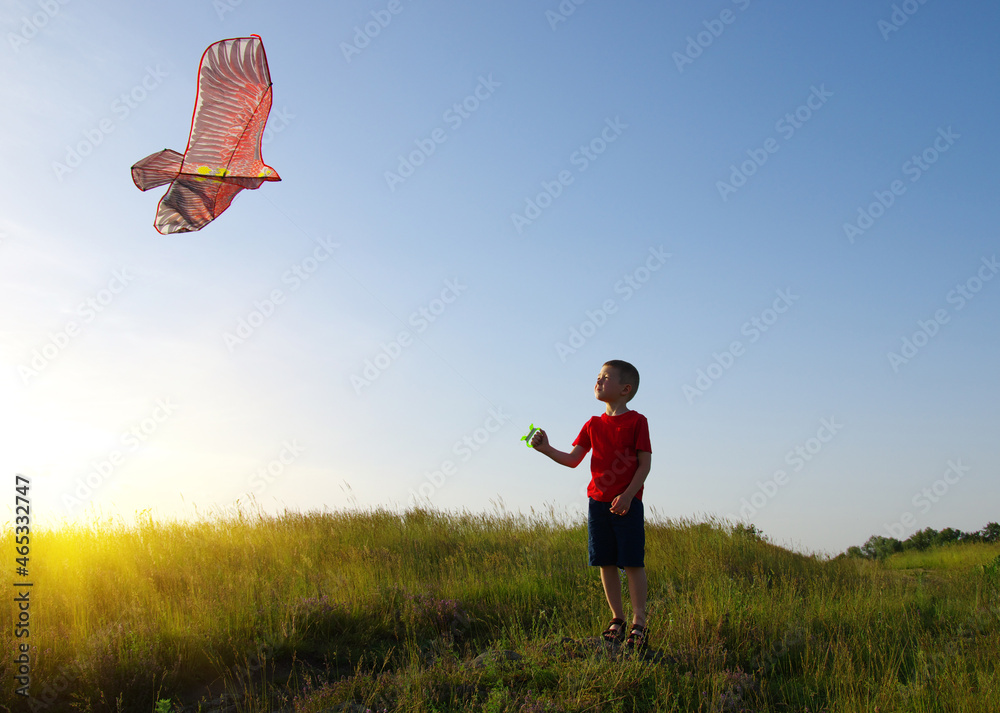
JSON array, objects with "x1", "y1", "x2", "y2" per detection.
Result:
[
  {"x1": 883, "y1": 541, "x2": 1000, "y2": 571},
  {"x1": 2, "y1": 507, "x2": 998, "y2": 712}
]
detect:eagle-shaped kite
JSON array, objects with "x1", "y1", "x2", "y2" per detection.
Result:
[{"x1": 131, "y1": 35, "x2": 280, "y2": 234}]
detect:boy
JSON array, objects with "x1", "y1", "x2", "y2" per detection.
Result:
[{"x1": 530, "y1": 359, "x2": 652, "y2": 650}]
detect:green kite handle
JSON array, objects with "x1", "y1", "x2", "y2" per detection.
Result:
[{"x1": 521, "y1": 423, "x2": 541, "y2": 448}]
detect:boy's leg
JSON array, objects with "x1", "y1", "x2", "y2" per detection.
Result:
[
  {"x1": 623, "y1": 566, "x2": 647, "y2": 627},
  {"x1": 590, "y1": 499, "x2": 625, "y2": 633},
  {"x1": 600, "y1": 566, "x2": 626, "y2": 627},
  {"x1": 611, "y1": 499, "x2": 646, "y2": 628}
]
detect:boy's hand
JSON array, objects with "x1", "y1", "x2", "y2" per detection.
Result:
[
  {"x1": 610, "y1": 493, "x2": 633, "y2": 516},
  {"x1": 529, "y1": 428, "x2": 548, "y2": 450}
]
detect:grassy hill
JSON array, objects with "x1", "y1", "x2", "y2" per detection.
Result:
[{"x1": 3, "y1": 509, "x2": 999, "y2": 712}]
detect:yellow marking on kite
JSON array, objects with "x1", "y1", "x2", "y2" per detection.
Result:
[{"x1": 195, "y1": 166, "x2": 231, "y2": 178}]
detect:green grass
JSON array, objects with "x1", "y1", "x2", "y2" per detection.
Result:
[
  {"x1": 883, "y1": 541, "x2": 1000, "y2": 571},
  {"x1": 3, "y1": 507, "x2": 999, "y2": 712}
]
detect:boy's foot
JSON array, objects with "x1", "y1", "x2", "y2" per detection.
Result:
[
  {"x1": 602, "y1": 617, "x2": 627, "y2": 643},
  {"x1": 626, "y1": 623, "x2": 648, "y2": 652}
]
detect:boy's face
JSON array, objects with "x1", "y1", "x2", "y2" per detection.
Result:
[{"x1": 595, "y1": 365, "x2": 629, "y2": 403}]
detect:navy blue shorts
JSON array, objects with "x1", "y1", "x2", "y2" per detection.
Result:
[{"x1": 588, "y1": 497, "x2": 645, "y2": 568}]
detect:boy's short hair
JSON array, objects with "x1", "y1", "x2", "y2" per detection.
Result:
[{"x1": 604, "y1": 359, "x2": 640, "y2": 401}]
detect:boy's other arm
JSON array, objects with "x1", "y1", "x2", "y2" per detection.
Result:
[
  {"x1": 624, "y1": 450, "x2": 652, "y2": 497},
  {"x1": 530, "y1": 429, "x2": 587, "y2": 468},
  {"x1": 612, "y1": 450, "x2": 652, "y2": 514}
]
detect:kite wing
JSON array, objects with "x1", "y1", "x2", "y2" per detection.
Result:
[
  {"x1": 131, "y1": 35, "x2": 280, "y2": 234},
  {"x1": 152, "y1": 176, "x2": 251, "y2": 234},
  {"x1": 181, "y1": 35, "x2": 278, "y2": 182}
]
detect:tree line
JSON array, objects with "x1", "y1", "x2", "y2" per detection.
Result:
[{"x1": 844, "y1": 522, "x2": 1000, "y2": 560}]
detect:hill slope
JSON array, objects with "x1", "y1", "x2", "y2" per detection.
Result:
[{"x1": 4, "y1": 509, "x2": 999, "y2": 712}]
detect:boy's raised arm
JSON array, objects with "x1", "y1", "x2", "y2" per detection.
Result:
[{"x1": 530, "y1": 429, "x2": 587, "y2": 468}]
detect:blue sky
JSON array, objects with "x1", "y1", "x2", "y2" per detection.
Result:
[{"x1": 2, "y1": 0, "x2": 997, "y2": 555}]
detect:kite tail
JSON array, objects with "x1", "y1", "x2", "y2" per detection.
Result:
[{"x1": 131, "y1": 149, "x2": 185, "y2": 191}]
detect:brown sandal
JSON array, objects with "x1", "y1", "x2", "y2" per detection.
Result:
[
  {"x1": 602, "y1": 617, "x2": 627, "y2": 643},
  {"x1": 626, "y1": 623, "x2": 647, "y2": 651}
]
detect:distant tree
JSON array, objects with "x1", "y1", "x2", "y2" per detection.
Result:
[
  {"x1": 848, "y1": 521, "x2": 998, "y2": 557},
  {"x1": 904, "y1": 527, "x2": 938, "y2": 551},
  {"x1": 958, "y1": 529, "x2": 981, "y2": 544},
  {"x1": 980, "y1": 522, "x2": 1000, "y2": 543},
  {"x1": 937, "y1": 527, "x2": 964, "y2": 546},
  {"x1": 861, "y1": 535, "x2": 902, "y2": 560}
]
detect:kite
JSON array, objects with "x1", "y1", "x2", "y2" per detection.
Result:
[{"x1": 131, "y1": 35, "x2": 280, "y2": 234}]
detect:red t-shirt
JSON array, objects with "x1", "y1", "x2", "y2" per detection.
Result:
[{"x1": 573, "y1": 410, "x2": 652, "y2": 502}]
